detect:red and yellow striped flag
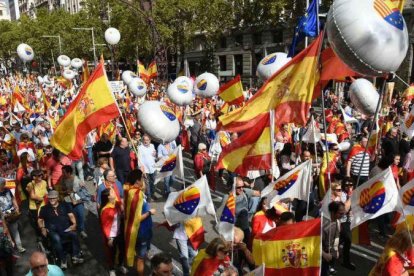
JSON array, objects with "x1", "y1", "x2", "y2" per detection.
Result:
[
  {"x1": 42, "y1": 89, "x2": 51, "y2": 113},
  {"x1": 184, "y1": 217, "x2": 205, "y2": 250},
  {"x1": 50, "y1": 62, "x2": 119, "y2": 159},
  {"x1": 137, "y1": 60, "x2": 150, "y2": 83},
  {"x1": 219, "y1": 33, "x2": 323, "y2": 132},
  {"x1": 351, "y1": 222, "x2": 371, "y2": 245},
  {"x1": 403, "y1": 85, "x2": 414, "y2": 101},
  {"x1": 81, "y1": 60, "x2": 90, "y2": 83},
  {"x1": 252, "y1": 218, "x2": 321, "y2": 276},
  {"x1": 148, "y1": 61, "x2": 157, "y2": 79},
  {"x1": 12, "y1": 86, "x2": 29, "y2": 110},
  {"x1": 124, "y1": 186, "x2": 144, "y2": 267},
  {"x1": 218, "y1": 75, "x2": 244, "y2": 106},
  {"x1": 217, "y1": 114, "x2": 271, "y2": 176}
]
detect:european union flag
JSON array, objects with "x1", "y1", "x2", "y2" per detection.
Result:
[{"x1": 288, "y1": 0, "x2": 319, "y2": 57}]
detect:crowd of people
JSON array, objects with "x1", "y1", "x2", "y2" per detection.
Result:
[{"x1": 0, "y1": 69, "x2": 413, "y2": 276}]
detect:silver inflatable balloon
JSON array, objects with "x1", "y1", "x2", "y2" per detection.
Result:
[
  {"x1": 57, "y1": 55, "x2": 71, "y2": 67},
  {"x1": 167, "y1": 76, "x2": 193, "y2": 106},
  {"x1": 194, "y1": 73, "x2": 219, "y2": 98},
  {"x1": 256, "y1": 53, "x2": 291, "y2": 81},
  {"x1": 349, "y1": 78, "x2": 379, "y2": 116},
  {"x1": 17, "y1": 43, "x2": 34, "y2": 62}
]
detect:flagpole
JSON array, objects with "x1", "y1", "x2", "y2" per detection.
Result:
[
  {"x1": 355, "y1": 79, "x2": 385, "y2": 187},
  {"x1": 305, "y1": 160, "x2": 312, "y2": 220},
  {"x1": 312, "y1": 115, "x2": 319, "y2": 173},
  {"x1": 230, "y1": 178, "x2": 236, "y2": 263},
  {"x1": 270, "y1": 110, "x2": 276, "y2": 181}
]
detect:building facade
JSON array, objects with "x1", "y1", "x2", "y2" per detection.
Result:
[
  {"x1": 0, "y1": 0, "x2": 11, "y2": 20},
  {"x1": 7, "y1": 0, "x2": 18, "y2": 20}
]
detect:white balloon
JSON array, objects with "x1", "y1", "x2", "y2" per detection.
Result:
[
  {"x1": 105, "y1": 27, "x2": 121, "y2": 45},
  {"x1": 167, "y1": 77, "x2": 193, "y2": 106},
  {"x1": 57, "y1": 55, "x2": 71, "y2": 67},
  {"x1": 327, "y1": 0, "x2": 409, "y2": 76},
  {"x1": 128, "y1": 77, "x2": 147, "y2": 97},
  {"x1": 194, "y1": 72, "x2": 219, "y2": 98},
  {"x1": 138, "y1": 101, "x2": 180, "y2": 143},
  {"x1": 62, "y1": 69, "x2": 76, "y2": 80},
  {"x1": 257, "y1": 52, "x2": 291, "y2": 81},
  {"x1": 349, "y1": 78, "x2": 380, "y2": 116},
  {"x1": 37, "y1": 76, "x2": 44, "y2": 83},
  {"x1": 17, "y1": 43, "x2": 34, "y2": 62},
  {"x1": 122, "y1": 70, "x2": 138, "y2": 85},
  {"x1": 338, "y1": 141, "x2": 351, "y2": 152},
  {"x1": 71, "y1": 58, "x2": 83, "y2": 69}
]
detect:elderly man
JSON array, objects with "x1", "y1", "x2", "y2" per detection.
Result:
[
  {"x1": 25, "y1": 251, "x2": 64, "y2": 276},
  {"x1": 38, "y1": 190, "x2": 84, "y2": 270},
  {"x1": 138, "y1": 134, "x2": 157, "y2": 200}
]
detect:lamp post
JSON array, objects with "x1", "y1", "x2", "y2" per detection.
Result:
[
  {"x1": 41, "y1": 35, "x2": 62, "y2": 54},
  {"x1": 73, "y1": 27, "x2": 97, "y2": 65},
  {"x1": 104, "y1": 27, "x2": 121, "y2": 81}
]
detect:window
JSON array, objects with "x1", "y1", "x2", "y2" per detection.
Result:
[
  {"x1": 219, "y1": 56, "x2": 227, "y2": 71},
  {"x1": 0, "y1": 10, "x2": 3, "y2": 16},
  {"x1": 253, "y1": 33, "x2": 262, "y2": 45},
  {"x1": 234, "y1": 55, "x2": 243, "y2": 75},
  {"x1": 273, "y1": 30, "x2": 283, "y2": 43},
  {"x1": 234, "y1": 35, "x2": 243, "y2": 47},
  {"x1": 220, "y1": 37, "x2": 227, "y2": 49}
]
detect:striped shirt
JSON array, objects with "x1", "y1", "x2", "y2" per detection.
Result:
[{"x1": 350, "y1": 152, "x2": 370, "y2": 177}]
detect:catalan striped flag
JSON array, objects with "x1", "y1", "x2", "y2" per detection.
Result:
[
  {"x1": 124, "y1": 186, "x2": 144, "y2": 267},
  {"x1": 218, "y1": 193, "x2": 236, "y2": 241},
  {"x1": 351, "y1": 222, "x2": 371, "y2": 245},
  {"x1": 50, "y1": 62, "x2": 119, "y2": 159},
  {"x1": 217, "y1": 113, "x2": 272, "y2": 176},
  {"x1": 403, "y1": 85, "x2": 414, "y2": 101},
  {"x1": 148, "y1": 61, "x2": 157, "y2": 79},
  {"x1": 184, "y1": 217, "x2": 205, "y2": 250},
  {"x1": 252, "y1": 218, "x2": 321, "y2": 276},
  {"x1": 374, "y1": 0, "x2": 405, "y2": 30},
  {"x1": 137, "y1": 60, "x2": 150, "y2": 83},
  {"x1": 219, "y1": 32, "x2": 323, "y2": 132},
  {"x1": 218, "y1": 75, "x2": 244, "y2": 106}
]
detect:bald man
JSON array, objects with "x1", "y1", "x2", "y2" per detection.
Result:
[{"x1": 26, "y1": 251, "x2": 64, "y2": 276}]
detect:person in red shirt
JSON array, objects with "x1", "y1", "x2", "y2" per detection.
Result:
[
  {"x1": 193, "y1": 143, "x2": 214, "y2": 190},
  {"x1": 191, "y1": 237, "x2": 231, "y2": 276},
  {"x1": 391, "y1": 154, "x2": 401, "y2": 190},
  {"x1": 45, "y1": 149, "x2": 72, "y2": 190},
  {"x1": 251, "y1": 197, "x2": 277, "y2": 240}
]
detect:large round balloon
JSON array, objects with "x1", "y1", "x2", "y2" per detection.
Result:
[
  {"x1": 349, "y1": 78, "x2": 380, "y2": 116},
  {"x1": 105, "y1": 27, "x2": 121, "y2": 45},
  {"x1": 62, "y1": 69, "x2": 76, "y2": 80},
  {"x1": 194, "y1": 72, "x2": 219, "y2": 98},
  {"x1": 57, "y1": 55, "x2": 71, "y2": 67},
  {"x1": 71, "y1": 58, "x2": 83, "y2": 69},
  {"x1": 257, "y1": 53, "x2": 291, "y2": 81},
  {"x1": 128, "y1": 77, "x2": 147, "y2": 97},
  {"x1": 138, "y1": 101, "x2": 180, "y2": 143},
  {"x1": 17, "y1": 43, "x2": 34, "y2": 62},
  {"x1": 168, "y1": 77, "x2": 193, "y2": 106},
  {"x1": 327, "y1": 0, "x2": 409, "y2": 76},
  {"x1": 122, "y1": 70, "x2": 137, "y2": 85}
]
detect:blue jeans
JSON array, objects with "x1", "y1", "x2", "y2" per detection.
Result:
[
  {"x1": 72, "y1": 204, "x2": 85, "y2": 232},
  {"x1": 87, "y1": 147, "x2": 94, "y2": 167},
  {"x1": 73, "y1": 160, "x2": 84, "y2": 182},
  {"x1": 145, "y1": 173, "x2": 156, "y2": 198},
  {"x1": 176, "y1": 239, "x2": 197, "y2": 276},
  {"x1": 163, "y1": 175, "x2": 174, "y2": 195},
  {"x1": 48, "y1": 230, "x2": 81, "y2": 262}
]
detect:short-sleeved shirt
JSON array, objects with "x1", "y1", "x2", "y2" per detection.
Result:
[
  {"x1": 46, "y1": 157, "x2": 72, "y2": 186},
  {"x1": 111, "y1": 147, "x2": 131, "y2": 173},
  {"x1": 138, "y1": 144, "x2": 156, "y2": 174},
  {"x1": 94, "y1": 140, "x2": 113, "y2": 159},
  {"x1": 26, "y1": 180, "x2": 48, "y2": 210},
  {"x1": 138, "y1": 200, "x2": 153, "y2": 241},
  {"x1": 25, "y1": 264, "x2": 64, "y2": 276},
  {"x1": 0, "y1": 189, "x2": 14, "y2": 212},
  {"x1": 39, "y1": 202, "x2": 73, "y2": 234}
]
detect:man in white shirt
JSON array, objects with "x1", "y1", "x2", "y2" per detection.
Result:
[{"x1": 138, "y1": 134, "x2": 157, "y2": 200}]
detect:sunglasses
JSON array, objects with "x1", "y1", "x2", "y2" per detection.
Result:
[
  {"x1": 334, "y1": 188, "x2": 342, "y2": 191},
  {"x1": 236, "y1": 186, "x2": 244, "y2": 190},
  {"x1": 31, "y1": 264, "x2": 47, "y2": 272}
]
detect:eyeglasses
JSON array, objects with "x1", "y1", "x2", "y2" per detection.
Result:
[
  {"x1": 31, "y1": 264, "x2": 48, "y2": 272},
  {"x1": 332, "y1": 148, "x2": 339, "y2": 151},
  {"x1": 334, "y1": 188, "x2": 342, "y2": 191},
  {"x1": 236, "y1": 186, "x2": 244, "y2": 190}
]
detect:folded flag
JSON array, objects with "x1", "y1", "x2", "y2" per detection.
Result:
[
  {"x1": 218, "y1": 75, "x2": 244, "y2": 106},
  {"x1": 218, "y1": 193, "x2": 236, "y2": 241},
  {"x1": 340, "y1": 106, "x2": 358, "y2": 124},
  {"x1": 252, "y1": 218, "x2": 321, "y2": 276},
  {"x1": 184, "y1": 217, "x2": 205, "y2": 250},
  {"x1": 154, "y1": 145, "x2": 184, "y2": 184},
  {"x1": 350, "y1": 167, "x2": 401, "y2": 229},
  {"x1": 164, "y1": 176, "x2": 216, "y2": 225},
  {"x1": 50, "y1": 62, "x2": 119, "y2": 159},
  {"x1": 261, "y1": 160, "x2": 312, "y2": 207}
]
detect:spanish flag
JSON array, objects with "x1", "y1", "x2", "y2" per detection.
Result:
[
  {"x1": 137, "y1": 60, "x2": 150, "y2": 83},
  {"x1": 124, "y1": 186, "x2": 144, "y2": 267},
  {"x1": 56, "y1": 76, "x2": 72, "y2": 90},
  {"x1": 351, "y1": 222, "x2": 371, "y2": 245},
  {"x1": 219, "y1": 33, "x2": 323, "y2": 132},
  {"x1": 403, "y1": 85, "x2": 414, "y2": 101},
  {"x1": 42, "y1": 90, "x2": 51, "y2": 113},
  {"x1": 217, "y1": 113, "x2": 271, "y2": 176},
  {"x1": 252, "y1": 218, "x2": 321, "y2": 276},
  {"x1": 100, "y1": 202, "x2": 119, "y2": 239},
  {"x1": 12, "y1": 86, "x2": 29, "y2": 111},
  {"x1": 218, "y1": 75, "x2": 244, "y2": 106},
  {"x1": 148, "y1": 61, "x2": 157, "y2": 79},
  {"x1": 98, "y1": 121, "x2": 117, "y2": 142},
  {"x1": 50, "y1": 62, "x2": 119, "y2": 159},
  {"x1": 184, "y1": 217, "x2": 205, "y2": 250},
  {"x1": 318, "y1": 151, "x2": 339, "y2": 199},
  {"x1": 319, "y1": 48, "x2": 358, "y2": 84}
]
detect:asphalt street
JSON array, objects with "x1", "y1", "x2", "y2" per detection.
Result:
[{"x1": 13, "y1": 152, "x2": 381, "y2": 275}]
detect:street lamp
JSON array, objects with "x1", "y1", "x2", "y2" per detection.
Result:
[
  {"x1": 41, "y1": 35, "x2": 62, "y2": 54},
  {"x1": 73, "y1": 27, "x2": 97, "y2": 65}
]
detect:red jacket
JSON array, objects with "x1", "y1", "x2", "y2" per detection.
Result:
[{"x1": 194, "y1": 152, "x2": 210, "y2": 178}]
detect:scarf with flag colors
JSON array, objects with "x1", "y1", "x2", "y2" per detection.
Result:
[
  {"x1": 219, "y1": 32, "x2": 323, "y2": 133},
  {"x1": 347, "y1": 144, "x2": 366, "y2": 162},
  {"x1": 164, "y1": 175, "x2": 216, "y2": 225},
  {"x1": 100, "y1": 201, "x2": 120, "y2": 239},
  {"x1": 218, "y1": 193, "x2": 236, "y2": 241},
  {"x1": 124, "y1": 186, "x2": 144, "y2": 267},
  {"x1": 318, "y1": 151, "x2": 339, "y2": 198},
  {"x1": 350, "y1": 167, "x2": 401, "y2": 229},
  {"x1": 252, "y1": 218, "x2": 321, "y2": 276},
  {"x1": 184, "y1": 217, "x2": 205, "y2": 250},
  {"x1": 190, "y1": 249, "x2": 231, "y2": 276},
  {"x1": 261, "y1": 160, "x2": 312, "y2": 206},
  {"x1": 217, "y1": 113, "x2": 272, "y2": 176},
  {"x1": 218, "y1": 75, "x2": 244, "y2": 106},
  {"x1": 50, "y1": 62, "x2": 119, "y2": 159},
  {"x1": 154, "y1": 145, "x2": 184, "y2": 184}
]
